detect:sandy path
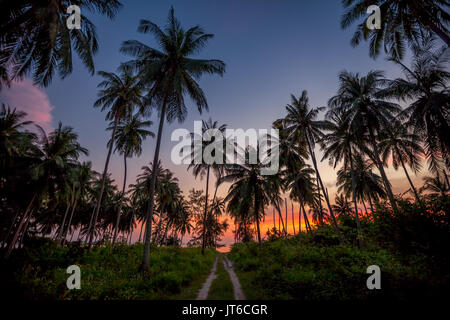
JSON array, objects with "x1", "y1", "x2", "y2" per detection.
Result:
[
  {"x1": 196, "y1": 256, "x2": 218, "y2": 300},
  {"x1": 223, "y1": 256, "x2": 246, "y2": 300}
]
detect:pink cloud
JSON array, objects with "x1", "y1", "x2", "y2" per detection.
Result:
[{"x1": 0, "y1": 78, "x2": 54, "y2": 132}]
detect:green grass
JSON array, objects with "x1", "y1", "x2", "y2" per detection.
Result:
[
  {"x1": 207, "y1": 255, "x2": 234, "y2": 300},
  {"x1": 1, "y1": 240, "x2": 216, "y2": 300}
]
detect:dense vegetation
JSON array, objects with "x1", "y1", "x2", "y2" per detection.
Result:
[
  {"x1": 229, "y1": 197, "x2": 450, "y2": 300},
  {"x1": 0, "y1": 242, "x2": 215, "y2": 300}
]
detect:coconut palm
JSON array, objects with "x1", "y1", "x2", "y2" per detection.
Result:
[
  {"x1": 333, "y1": 194, "x2": 353, "y2": 217},
  {"x1": 380, "y1": 38, "x2": 450, "y2": 172},
  {"x1": 420, "y1": 175, "x2": 449, "y2": 198},
  {"x1": 187, "y1": 118, "x2": 226, "y2": 254},
  {"x1": 337, "y1": 153, "x2": 386, "y2": 212},
  {"x1": 108, "y1": 113, "x2": 154, "y2": 244},
  {"x1": 5, "y1": 123, "x2": 87, "y2": 258},
  {"x1": 0, "y1": 0, "x2": 122, "y2": 86},
  {"x1": 121, "y1": 7, "x2": 225, "y2": 272},
  {"x1": 341, "y1": 0, "x2": 450, "y2": 60},
  {"x1": 60, "y1": 161, "x2": 94, "y2": 244},
  {"x1": 281, "y1": 90, "x2": 343, "y2": 242},
  {"x1": 322, "y1": 109, "x2": 365, "y2": 246},
  {"x1": 88, "y1": 69, "x2": 145, "y2": 248},
  {"x1": 379, "y1": 122, "x2": 424, "y2": 204},
  {"x1": 329, "y1": 70, "x2": 401, "y2": 211},
  {"x1": 221, "y1": 147, "x2": 278, "y2": 249}
]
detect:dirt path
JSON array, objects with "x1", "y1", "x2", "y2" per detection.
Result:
[
  {"x1": 223, "y1": 256, "x2": 246, "y2": 300},
  {"x1": 196, "y1": 256, "x2": 218, "y2": 300}
]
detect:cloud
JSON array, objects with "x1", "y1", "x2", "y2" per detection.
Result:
[{"x1": 0, "y1": 78, "x2": 54, "y2": 132}]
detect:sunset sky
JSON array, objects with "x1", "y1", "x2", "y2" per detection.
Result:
[{"x1": 0, "y1": 0, "x2": 429, "y2": 245}]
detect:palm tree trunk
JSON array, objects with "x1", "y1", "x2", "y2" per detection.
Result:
[
  {"x1": 138, "y1": 219, "x2": 144, "y2": 243},
  {"x1": 141, "y1": 98, "x2": 168, "y2": 273},
  {"x1": 63, "y1": 195, "x2": 79, "y2": 245},
  {"x1": 315, "y1": 176, "x2": 324, "y2": 226},
  {"x1": 291, "y1": 202, "x2": 295, "y2": 235},
  {"x1": 305, "y1": 132, "x2": 343, "y2": 242},
  {"x1": 368, "y1": 195, "x2": 374, "y2": 213},
  {"x1": 201, "y1": 166, "x2": 210, "y2": 255},
  {"x1": 255, "y1": 196, "x2": 262, "y2": 249},
  {"x1": 300, "y1": 201, "x2": 311, "y2": 233},
  {"x1": 2, "y1": 210, "x2": 21, "y2": 249},
  {"x1": 298, "y1": 205, "x2": 302, "y2": 235},
  {"x1": 88, "y1": 116, "x2": 119, "y2": 249},
  {"x1": 349, "y1": 147, "x2": 363, "y2": 248},
  {"x1": 4, "y1": 194, "x2": 36, "y2": 259},
  {"x1": 113, "y1": 154, "x2": 128, "y2": 244},
  {"x1": 275, "y1": 205, "x2": 287, "y2": 236},
  {"x1": 368, "y1": 127, "x2": 398, "y2": 212},
  {"x1": 272, "y1": 208, "x2": 276, "y2": 230},
  {"x1": 18, "y1": 211, "x2": 32, "y2": 248},
  {"x1": 397, "y1": 149, "x2": 421, "y2": 204},
  {"x1": 56, "y1": 204, "x2": 71, "y2": 241},
  {"x1": 284, "y1": 198, "x2": 288, "y2": 235}
]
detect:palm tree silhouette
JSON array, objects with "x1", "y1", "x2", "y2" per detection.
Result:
[
  {"x1": 380, "y1": 37, "x2": 450, "y2": 173},
  {"x1": 329, "y1": 70, "x2": 401, "y2": 212},
  {"x1": 341, "y1": 0, "x2": 450, "y2": 60},
  {"x1": 88, "y1": 68, "x2": 145, "y2": 248},
  {"x1": 121, "y1": 7, "x2": 225, "y2": 272},
  {"x1": 108, "y1": 113, "x2": 154, "y2": 244},
  {"x1": 0, "y1": 0, "x2": 122, "y2": 86},
  {"x1": 282, "y1": 90, "x2": 343, "y2": 242},
  {"x1": 379, "y1": 121, "x2": 424, "y2": 204}
]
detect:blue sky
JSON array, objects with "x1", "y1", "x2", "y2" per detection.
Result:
[{"x1": 1, "y1": 0, "x2": 416, "y2": 201}]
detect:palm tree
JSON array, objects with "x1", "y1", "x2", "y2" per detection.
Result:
[
  {"x1": 282, "y1": 90, "x2": 343, "y2": 242},
  {"x1": 420, "y1": 175, "x2": 449, "y2": 198},
  {"x1": 108, "y1": 113, "x2": 154, "y2": 244},
  {"x1": 61, "y1": 161, "x2": 94, "y2": 244},
  {"x1": 329, "y1": 70, "x2": 401, "y2": 212},
  {"x1": 121, "y1": 7, "x2": 225, "y2": 272},
  {"x1": 188, "y1": 118, "x2": 226, "y2": 254},
  {"x1": 88, "y1": 69, "x2": 145, "y2": 248},
  {"x1": 380, "y1": 37, "x2": 450, "y2": 173},
  {"x1": 341, "y1": 0, "x2": 450, "y2": 60},
  {"x1": 332, "y1": 194, "x2": 353, "y2": 217},
  {"x1": 221, "y1": 147, "x2": 277, "y2": 249},
  {"x1": 337, "y1": 153, "x2": 386, "y2": 212},
  {"x1": 379, "y1": 122, "x2": 424, "y2": 204},
  {"x1": 322, "y1": 109, "x2": 365, "y2": 246},
  {"x1": 5, "y1": 123, "x2": 87, "y2": 258},
  {"x1": 0, "y1": 0, "x2": 122, "y2": 86}
]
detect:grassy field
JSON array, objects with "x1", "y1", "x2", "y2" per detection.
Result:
[{"x1": 0, "y1": 240, "x2": 216, "y2": 300}]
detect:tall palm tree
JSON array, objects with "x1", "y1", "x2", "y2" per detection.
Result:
[
  {"x1": 0, "y1": 0, "x2": 122, "y2": 86},
  {"x1": 329, "y1": 70, "x2": 401, "y2": 212},
  {"x1": 282, "y1": 90, "x2": 343, "y2": 242},
  {"x1": 108, "y1": 113, "x2": 154, "y2": 244},
  {"x1": 221, "y1": 148, "x2": 277, "y2": 249},
  {"x1": 341, "y1": 0, "x2": 450, "y2": 60},
  {"x1": 61, "y1": 161, "x2": 94, "y2": 244},
  {"x1": 188, "y1": 118, "x2": 226, "y2": 254},
  {"x1": 121, "y1": 7, "x2": 225, "y2": 272},
  {"x1": 380, "y1": 37, "x2": 450, "y2": 172},
  {"x1": 322, "y1": 109, "x2": 365, "y2": 246},
  {"x1": 379, "y1": 122, "x2": 424, "y2": 204},
  {"x1": 337, "y1": 153, "x2": 386, "y2": 212},
  {"x1": 88, "y1": 69, "x2": 145, "y2": 248}
]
